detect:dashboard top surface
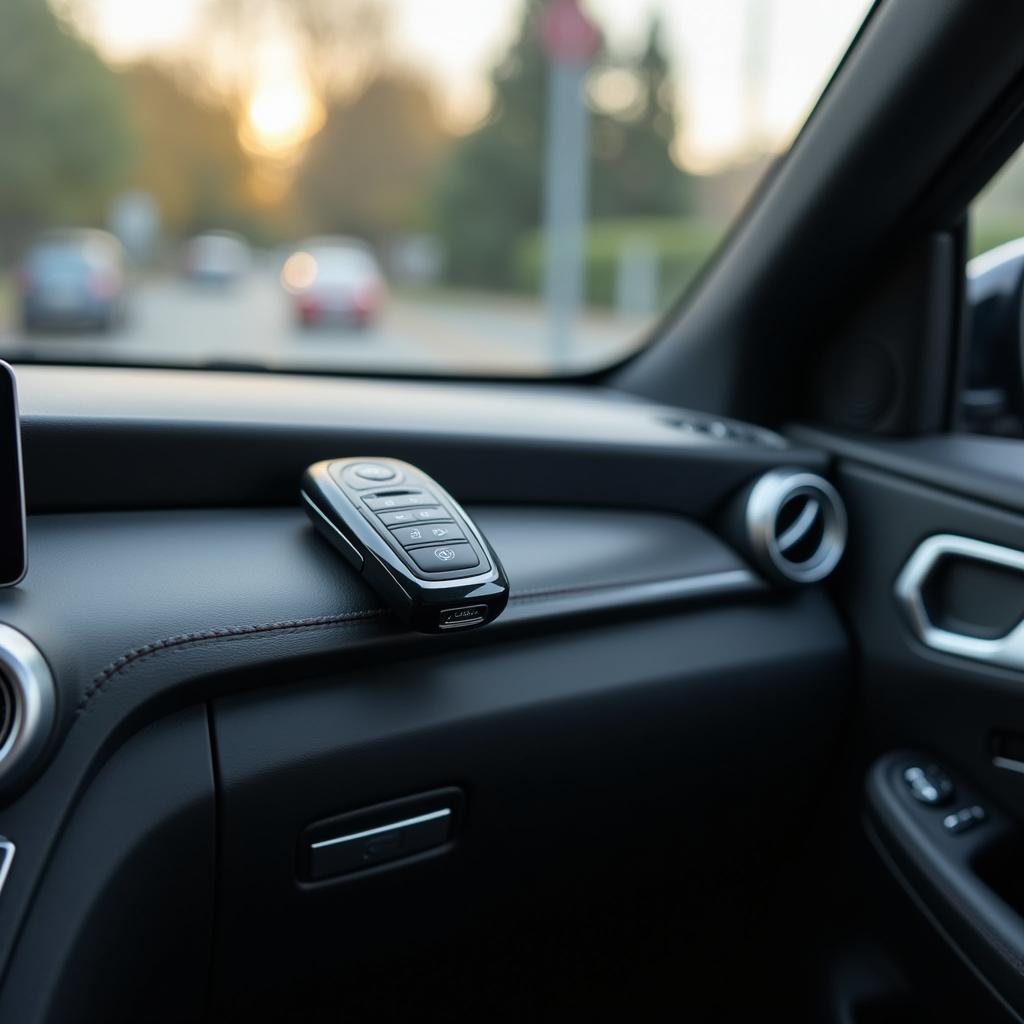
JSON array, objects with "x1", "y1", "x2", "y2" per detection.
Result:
[{"x1": 13, "y1": 363, "x2": 781, "y2": 453}]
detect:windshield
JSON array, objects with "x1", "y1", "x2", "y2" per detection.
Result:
[{"x1": 0, "y1": 0, "x2": 872, "y2": 376}]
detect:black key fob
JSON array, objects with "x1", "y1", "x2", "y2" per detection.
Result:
[{"x1": 302, "y1": 457, "x2": 509, "y2": 633}]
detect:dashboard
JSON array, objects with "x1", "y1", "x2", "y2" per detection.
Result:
[{"x1": 0, "y1": 365, "x2": 850, "y2": 1021}]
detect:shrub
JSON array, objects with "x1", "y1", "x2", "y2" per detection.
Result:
[{"x1": 515, "y1": 217, "x2": 724, "y2": 310}]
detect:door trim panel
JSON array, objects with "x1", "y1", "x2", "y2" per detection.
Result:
[{"x1": 895, "y1": 534, "x2": 1024, "y2": 672}]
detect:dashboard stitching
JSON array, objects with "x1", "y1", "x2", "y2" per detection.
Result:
[
  {"x1": 72, "y1": 571, "x2": 753, "y2": 721},
  {"x1": 75, "y1": 608, "x2": 386, "y2": 718}
]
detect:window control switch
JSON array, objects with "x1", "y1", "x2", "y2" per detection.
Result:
[
  {"x1": 903, "y1": 764, "x2": 954, "y2": 806},
  {"x1": 943, "y1": 805, "x2": 987, "y2": 835}
]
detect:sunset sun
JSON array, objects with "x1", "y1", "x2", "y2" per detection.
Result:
[{"x1": 241, "y1": 78, "x2": 323, "y2": 158}]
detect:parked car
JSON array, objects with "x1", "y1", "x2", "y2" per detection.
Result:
[
  {"x1": 18, "y1": 229, "x2": 126, "y2": 332},
  {"x1": 281, "y1": 237, "x2": 385, "y2": 328},
  {"x1": 183, "y1": 231, "x2": 251, "y2": 286}
]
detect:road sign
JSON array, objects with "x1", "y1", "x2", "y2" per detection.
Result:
[{"x1": 541, "y1": 0, "x2": 601, "y2": 66}]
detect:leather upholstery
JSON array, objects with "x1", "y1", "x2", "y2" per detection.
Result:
[
  {"x1": 0, "y1": 505, "x2": 754, "y2": 736},
  {"x1": 0, "y1": 502, "x2": 763, "y2": 994}
]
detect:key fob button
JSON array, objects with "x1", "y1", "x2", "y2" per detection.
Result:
[
  {"x1": 408, "y1": 543, "x2": 480, "y2": 573},
  {"x1": 364, "y1": 491, "x2": 435, "y2": 511},
  {"x1": 353, "y1": 463, "x2": 397, "y2": 482},
  {"x1": 335, "y1": 462, "x2": 405, "y2": 490},
  {"x1": 378, "y1": 507, "x2": 450, "y2": 526},
  {"x1": 392, "y1": 523, "x2": 465, "y2": 547}
]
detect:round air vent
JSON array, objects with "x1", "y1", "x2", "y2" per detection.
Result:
[
  {"x1": 744, "y1": 468, "x2": 847, "y2": 584},
  {"x1": 0, "y1": 673, "x2": 15, "y2": 757},
  {"x1": 0, "y1": 624, "x2": 56, "y2": 792}
]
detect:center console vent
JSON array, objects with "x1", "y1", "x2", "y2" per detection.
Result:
[
  {"x1": 0, "y1": 672, "x2": 15, "y2": 757},
  {"x1": 0, "y1": 624, "x2": 57, "y2": 794}
]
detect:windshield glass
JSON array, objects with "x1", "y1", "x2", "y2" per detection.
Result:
[{"x1": 0, "y1": 0, "x2": 872, "y2": 376}]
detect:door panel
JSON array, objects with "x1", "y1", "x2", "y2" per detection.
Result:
[
  {"x1": 837, "y1": 460, "x2": 1024, "y2": 791},
  {"x1": 824, "y1": 455, "x2": 1024, "y2": 1018}
]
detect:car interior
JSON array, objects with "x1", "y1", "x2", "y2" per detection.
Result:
[{"x1": 8, "y1": 1, "x2": 1024, "y2": 1021}]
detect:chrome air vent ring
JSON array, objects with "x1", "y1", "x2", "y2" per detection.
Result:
[
  {"x1": 0, "y1": 624, "x2": 56, "y2": 791},
  {"x1": 745, "y1": 468, "x2": 847, "y2": 584}
]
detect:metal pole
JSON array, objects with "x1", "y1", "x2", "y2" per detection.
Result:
[{"x1": 542, "y1": 60, "x2": 589, "y2": 371}]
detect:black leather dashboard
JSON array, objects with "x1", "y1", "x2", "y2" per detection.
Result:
[
  {"x1": 0, "y1": 501, "x2": 765, "y2": 982},
  {"x1": 14, "y1": 365, "x2": 826, "y2": 514},
  {"x1": 0, "y1": 363, "x2": 849, "y2": 1023},
  {"x1": 3, "y1": 505, "x2": 756, "y2": 739}
]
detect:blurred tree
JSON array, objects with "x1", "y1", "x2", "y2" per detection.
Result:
[
  {"x1": 294, "y1": 74, "x2": 449, "y2": 243},
  {"x1": 0, "y1": 0, "x2": 132, "y2": 254},
  {"x1": 436, "y1": 4, "x2": 691, "y2": 289},
  {"x1": 170, "y1": 0, "x2": 397, "y2": 243},
  {"x1": 192, "y1": 0, "x2": 387, "y2": 109},
  {"x1": 590, "y1": 16, "x2": 690, "y2": 219},
  {"x1": 285, "y1": 0, "x2": 389, "y2": 99},
  {"x1": 118, "y1": 63, "x2": 257, "y2": 237},
  {"x1": 436, "y1": 0, "x2": 548, "y2": 288}
]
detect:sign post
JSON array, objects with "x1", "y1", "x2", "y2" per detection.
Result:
[
  {"x1": 108, "y1": 190, "x2": 160, "y2": 267},
  {"x1": 540, "y1": 0, "x2": 600, "y2": 371}
]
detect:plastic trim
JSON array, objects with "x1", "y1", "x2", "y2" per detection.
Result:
[
  {"x1": 895, "y1": 534, "x2": 1024, "y2": 671},
  {"x1": 310, "y1": 808, "x2": 452, "y2": 851},
  {"x1": 0, "y1": 840, "x2": 13, "y2": 900}
]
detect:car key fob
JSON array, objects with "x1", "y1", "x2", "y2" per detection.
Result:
[{"x1": 301, "y1": 457, "x2": 509, "y2": 633}]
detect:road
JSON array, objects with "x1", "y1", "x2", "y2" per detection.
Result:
[{"x1": 0, "y1": 270, "x2": 646, "y2": 376}]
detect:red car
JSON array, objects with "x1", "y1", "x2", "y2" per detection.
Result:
[{"x1": 281, "y1": 237, "x2": 385, "y2": 328}]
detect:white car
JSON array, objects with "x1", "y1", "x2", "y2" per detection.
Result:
[{"x1": 183, "y1": 231, "x2": 251, "y2": 286}]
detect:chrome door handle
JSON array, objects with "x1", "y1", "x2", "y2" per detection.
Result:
[{"x1": 895, "y1": 534, "x2": 1024, "y2": 670}]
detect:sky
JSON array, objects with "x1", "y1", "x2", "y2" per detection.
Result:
[{"x1": 77, "y1": 0, "x2": 872, "y2": 173}]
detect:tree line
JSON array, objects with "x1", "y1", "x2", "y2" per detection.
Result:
[{"x1": 0, "y1": 0, "x2": 693, "y2": 293}]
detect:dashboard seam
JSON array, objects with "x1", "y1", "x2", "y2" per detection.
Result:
[
  {"x1": 71, "y1": 569, "x2": 753, "y2": 723},
  {"x1": 75, "y1": 608, "x2": 387, "y2": 719}
]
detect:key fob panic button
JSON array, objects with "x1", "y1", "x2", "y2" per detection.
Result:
[{"x1": 409, "y1": 543, "x2": 480, "y2": 573}]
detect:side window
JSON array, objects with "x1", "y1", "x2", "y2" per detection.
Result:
[{"x1": 965, "y1": 147, "x2": 1024, "y2": 436}]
